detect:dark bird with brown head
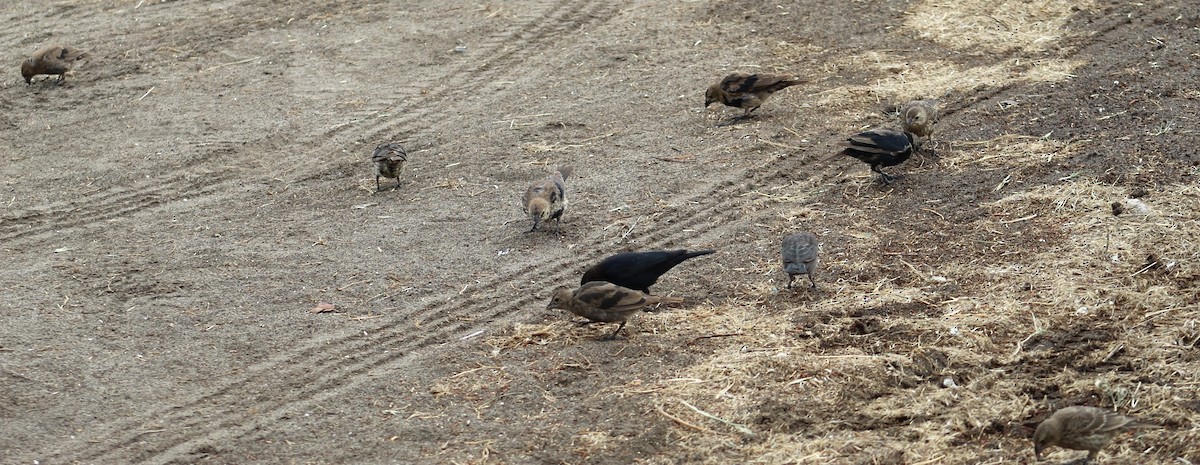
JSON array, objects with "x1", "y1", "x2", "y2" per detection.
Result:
[
  {"x1": 781, "y1": 232, "x2": 819, "y2": 290},
  {"x1": 838, "y1": 128, "x2": 920, "y2": 184},
  {"x1": 371, "y1": 142, "x2": 407, "y2": 191},
  {"x1": 523, "y1": 166, "x2": 573, "y2": 233},
  {"x1": 22, "y1": 46, "x2": 88, "y2": 85},
  {"x1": 581, "y1": 249, "x2": 715, "y2": 294},
  {"x1": 1034, "y1": 406, "x2": 1161, "y2": 463},
  {"x1": 705, "y1": 73, "x2": 807, "y2": 119},
  {"x1": 547, "y1": 281, "x2": 684, "y2": 339}
]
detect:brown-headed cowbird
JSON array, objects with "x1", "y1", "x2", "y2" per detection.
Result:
[
  {"x1": 838, "y1": 128, "x2": 920, "y2": 184},
  {"x1": 1034, "y1": 406, "x2": 1160, "y2": 463},
  {"x1": 900, "y1": 100, "x2": 939, "y2": 155},
  {"x1": 580, "y1": 249, "x2": 715, "y2": 293},
  {"x1": 522, "y1": 165, "x2": 572, "y2": 232},
  {"x1": 547, "y1": 281, "x2": 684, "y2": 339},
  {"x1": 371, "y1": 142, "x2": 407, "y2": 191},
  {"x1": 781, "y1": 232, "x2": 819, "y2": 289},
  {"x1": 705, "y1": 73, "x2": 807, "y2": 119},
  {"x1": 22, "y1": 46, "x2": 88, "y2": 85}
]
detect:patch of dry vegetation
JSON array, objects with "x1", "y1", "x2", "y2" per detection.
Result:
[{"x1": 904, "y1": 0, "x2": 1097, "y2": 53}]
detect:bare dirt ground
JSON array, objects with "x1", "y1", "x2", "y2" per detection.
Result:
[{"x1": 2, "y1": 0, "x2": 1198, "y2": 464}]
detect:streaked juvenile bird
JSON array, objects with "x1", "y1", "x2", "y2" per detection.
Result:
[
  {"x1": 371, "y1": 142, "x2": 407, "y2": 191},
  {"x1": 580, "y1": 249, "x2": 715, "y2": 293},
  {"x1": 522, "y1": 165, "x2": 573, "y2": 233},
  {"x1": 1034, "y1": 406, "x2": 1160, "y2": 463},
  {"x1": 547, "y1": 281, "x2": 685, "y2": 339},
  {"x1": 838, "y1": 128, "x2": 920, "y2": 184},
  {"x1": 900, "y1": 100, "x2": 939, "y2": 155},
  {"x1": 781, "y1": 232, "x2": 819, "y2": 289},
  {"x1": 705, "y1": 73, "x2": 807, "y2": 119},
  {"x1": 22, "y1": 45, "x2": 88, "y2": 85}
]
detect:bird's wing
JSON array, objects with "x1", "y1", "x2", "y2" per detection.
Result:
[
  {"x1": 845, "y1": 130, "x2": 909, "y2": 154},
  {"x1": 575, "y1": 283, "x2": 650, "y2": 312}
]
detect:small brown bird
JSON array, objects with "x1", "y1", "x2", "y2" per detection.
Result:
[
  {"x1": 705, "y1": 73, "x2": 807, "y2": 119},
  {"x1": 522, "y1": 166, "x2": 573, "y2": 233},
  {"x1": 1034, "y1": 406, "x2": 1160, "y2": 463},
  {"x1": 22, "y1": 46, "x2": 88, "y2": 85},
  {"x1": 781, "y1": 232, "x2": 819, "y2": 289},
  {"x1": 900, "y1": 100, "x2": 939, "y2": 155},
  {"x1": 371, "y1": 142, "x2": 407, "y2": 191},
  {"x1": 547, "y1": 281, "x2": 684, "y2": 339},
  {"x1": 838, "y1": 128, "x2": 920, "y2": 184}
]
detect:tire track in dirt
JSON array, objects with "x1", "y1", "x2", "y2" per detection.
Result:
[
  {"x1": 35, "y1": 1, "x2": 629, "y2": 463},
  {"x1": 0, "y1": 0, "x2": 604, "y2": 246},
  {"x1": 124, "y1": 166, "x2": 747, "y2": 465},
  {"x1": 289, "y1": 0, "x2": 617, "y2": 173}
]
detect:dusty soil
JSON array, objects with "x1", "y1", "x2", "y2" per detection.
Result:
[{"x1": 2, "y1": 0, "x2": 1198, "y2": 464}]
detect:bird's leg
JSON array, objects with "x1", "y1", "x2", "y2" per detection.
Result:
[
  {"x1": 603, "y1": 321, "x2": 627, "y2": 340},
  {"x1": 376, "y1": 176, "x2": 383, "y2": 192},
  {"x1": 786, "y1": 275, "x2": 794, "y2": 289},
  {"x1": 872, "y1": 166, "x2": 894, "y2": 185},
  {"x1": 808, "y1": 274, "x2": 817, "y2": 290},
  {"x1": 924, "y1": 138, "x2": 940, "y2": 158}
]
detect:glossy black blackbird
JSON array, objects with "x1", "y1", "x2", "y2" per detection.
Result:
[
  {"x1": 580, "y1": 249, "x2": 715, "y2": 293},
  {"x1": 838, "y1": 128, "x2": 920, "y2": 184}
]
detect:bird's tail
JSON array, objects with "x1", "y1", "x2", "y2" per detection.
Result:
[
  {"x1": 782, "y1": 77, "x2": 810, "y2": 87},
  {"x1": 684, "y1": 249, "x2": 717, "y2": 259},
  {"x1": 646, "y1": 295, "x2": 685, "y2": 306}
]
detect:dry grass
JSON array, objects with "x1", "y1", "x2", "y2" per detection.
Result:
[
  {"x1": 619, "y1": 170, "x2": 1200, "y2": 463},
  {"x1": 904, "y1": 0, "x2": 1097, "y2": 53}
]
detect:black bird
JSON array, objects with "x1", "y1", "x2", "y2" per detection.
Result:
[
  {"x1": 580, "y1": 249, "x2": 715, "y2": 293},
  {"x1": 838, "y1": 128, "x2": 920, "y2": 184}
]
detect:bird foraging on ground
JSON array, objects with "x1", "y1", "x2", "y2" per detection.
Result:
[
  {"x1": 547, "y1": 281, "x2": 684, "y2": 339},
  {"x1": 523, "y1": 165, "x2": 573, "y2": 233},
  {"x1": 837, "y1": 128, "x2": 920, "y2": 184},
  {"x1": 580, "y1": 249, "x2": 715, "y2": 293},
  {"x1": 22, "y1": 45, "x2": 88, "y2": 85},
  {"x1": 781, "y1": 232, "x2": 819, "y2": 290},
  {"x1": 1034, "y1": 406, "x2": 1160, "y2": 463},
  {"x1": 900, "y1": 100, "x2": 939, "y2": 155},
  {"x1": 371, "y1": 142, "x2": 408, "y2": 191},
  {"x1": 705, "y1": 73, "x2": 807, "y2": 119}
]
